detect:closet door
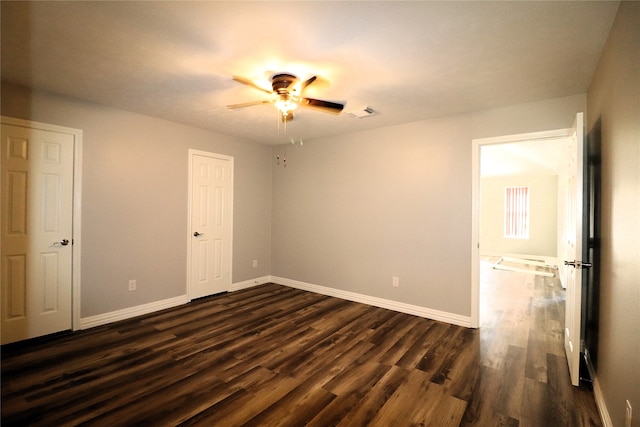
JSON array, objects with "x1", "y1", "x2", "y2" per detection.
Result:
[{"x1": 1, "y1": 123, "x2": 75, "y2": 344}]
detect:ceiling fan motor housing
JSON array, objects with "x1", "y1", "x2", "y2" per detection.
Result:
[{"x1": 272, "y1": 73, "x2": 298, "y2": 96}]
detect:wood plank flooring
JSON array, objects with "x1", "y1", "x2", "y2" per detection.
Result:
[{"x1": 1, "y1": 260, "x2": 602, "y2": 426}]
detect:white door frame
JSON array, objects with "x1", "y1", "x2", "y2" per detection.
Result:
[
  {"x1": 186, "y1": 149, "x2": 234, "y2": 300},
  {"x1": 1, "y1": 116, "x2": 83, "y2": 331},
  {"x1": 470, "y1": 128, "x2": 571, "y2": 328}
]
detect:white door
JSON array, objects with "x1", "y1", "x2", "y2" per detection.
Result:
[
  {"x1": 564, "y1": 112, "x2": 585, "y2": 386},
  {"x1": 188, "y1": 151, "x2": 233, "y2": 299},
  {"x1": 1, "y1": 124, "x2": 74, "y2": 344}
]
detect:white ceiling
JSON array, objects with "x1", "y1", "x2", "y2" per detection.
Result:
[
  {"x1": 1, "y1": 1, "x2": 619, "y2": 145},
  {"x1": 481, "y1": 138, "x2": 568, "y2": 177}
]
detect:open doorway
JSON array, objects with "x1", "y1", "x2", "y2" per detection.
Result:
[
  {"x1": 478, "y1": 136, "x2": 569, "y2": 327},
  {"x1": 471, "y1": 128, "x2": 572, "y2": 328},
  {"x1": 472, "y1": 114, "x2": 591, "y2": 388}
]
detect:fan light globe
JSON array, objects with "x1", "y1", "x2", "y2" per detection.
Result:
[{"x1": 275, "y1": 99, "x2": 297, "y2": 114}]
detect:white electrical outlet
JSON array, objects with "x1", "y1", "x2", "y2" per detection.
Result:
[
  {"x1": 253, "y1": 259, "x2": 258, "y2": 268},
  {"x1": 392, "y1": 276, "x2": 399, "y2": 287},
  {"x1": 128, "y1": 279, "x2": 136, "y2": 291},
  {"x1": 626, "y1": 400, "x2": 632, "y2": 427}
]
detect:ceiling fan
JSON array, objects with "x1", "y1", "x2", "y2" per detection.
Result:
[{"x1": 227, "y1": 73, "x2": 345, "y2": 122}]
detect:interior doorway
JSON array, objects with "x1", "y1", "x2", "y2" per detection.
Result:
[
  {"x1": 471, "y1": 128, "x2": 572, "y2": 328},
  {"x1": 472, "y1": 114, "x2": 590, "y2": 387}
]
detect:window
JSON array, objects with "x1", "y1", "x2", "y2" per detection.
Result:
[{"x1": 504, "y1": 186, "x2": 529, "y2": 239}]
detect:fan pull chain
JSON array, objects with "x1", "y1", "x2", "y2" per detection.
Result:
[{"x1": 276, "y1": 111, "x2": 289, "y2": 135}]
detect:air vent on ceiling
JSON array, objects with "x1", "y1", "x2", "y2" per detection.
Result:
[{"x1": 348, "y1": 106, "x2": 376, "y2": 118}]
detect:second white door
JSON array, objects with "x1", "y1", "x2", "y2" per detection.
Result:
[{"x1": 188, "y1": 151, "x2": 233, "y2": 299}]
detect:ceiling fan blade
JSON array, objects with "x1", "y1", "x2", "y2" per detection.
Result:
[
  {"x1": 300, "y1": 76, "x2": 317, "y2": 93},
  {"x1": 299, "y1": 98, "x2": 345, "y2": 114},
  {"x1": 226, "y1": 100, "x2": 271, "y2": 109},
  {"x1": 232, "y1": 76, "x2": 272, "y2": 95}
]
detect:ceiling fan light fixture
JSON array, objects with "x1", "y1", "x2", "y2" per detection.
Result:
[
  {"x1": 228, "y1": 72, "x2": 346, "y2": 125},
  {"x1": 275, "y1": 98, "x2": 297, "y2": 115}
]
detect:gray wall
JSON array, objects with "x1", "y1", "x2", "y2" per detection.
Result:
[
  {"x1": 1, "y1": 86, "x2": 586, "y2": 321},
  {"x1": 480, "y1": 174, "x2": 558, "y2": 258},
  {"x1": 271, "y1": 94, "x2": 585, "y2": 317},
  {"x1": 1, "y1": 83, "x2": 273, "y2": 317},
  {"x1": 586, "y1": 2, "x2": 640, "y2": 426}
]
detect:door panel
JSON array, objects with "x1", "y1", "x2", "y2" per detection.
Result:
[
  {"x1": 1, "y1": 124, "x2": 74, "y2": 344},
  {"x1": 564, "y1": 112, "x2": 585, "y2": 386},
  {"x1": 189, "y1": 152, "x2": 232, "y2": 299}
]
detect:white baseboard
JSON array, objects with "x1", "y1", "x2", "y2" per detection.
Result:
[
  {"x1": 79, "y1": 275, "x2": 471, "y2": 331},
  {"x1": 585, "y1": 350, "x2": 612, "y2": 427},
  {"x1": 270, "y1": 276, "x2": 472, "y2": 327},
  {"x1": 79, "y1": 277, "x2": 271, "y2": 330},
  {"x1": 593, "y1": 377, "x2": 612, "y2": 427},
  {"x1": 230, "y1": 276, "x2": 271, "y2": 291},
  {"x1": 80, "y1": 295, "x2": 189, "y2": 330}
]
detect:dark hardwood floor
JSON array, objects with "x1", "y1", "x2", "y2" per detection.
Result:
[{"x1": 1, "y1": 260, "x2": 602, "y2": 426}]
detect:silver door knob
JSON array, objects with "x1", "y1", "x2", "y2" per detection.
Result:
[
  {"x1": 53, "y1": 239, "x2": 70, "y2": 247},
  {"x1": 564, "y1": 260, "x2": 592, "y2": 269},
  {"x1": 193, "y1": 232, "x2": 204, "y2": 237}
]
